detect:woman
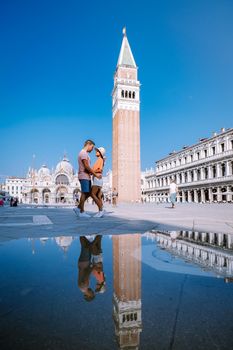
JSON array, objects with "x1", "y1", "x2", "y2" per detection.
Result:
[{"x1": 91, "y1": 147, "x2": 106, "y2": 218}]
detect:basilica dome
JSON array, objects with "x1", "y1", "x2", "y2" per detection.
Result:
[
  {"x1": 55, "y1": 156, "x2": 74, "y2": 175},
  {"x1": 38, "y1": 165, "x2": 50, "y2": 177}
]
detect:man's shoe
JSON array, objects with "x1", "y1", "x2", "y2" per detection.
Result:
[{"x1": 79, "y1": 212, "x2": 91, "y2": 218}]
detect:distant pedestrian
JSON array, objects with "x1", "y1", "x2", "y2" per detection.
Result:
[
  {"x1": 169, "y1": 180, "x2": 178, "y2": 208},
  {"x1": 112, "y1": 188, "x2": 118, "y2": 207}
]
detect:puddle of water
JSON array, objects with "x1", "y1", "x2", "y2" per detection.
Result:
[{"x1": 0, "y1": 231, "x2": 233, "y2": 350}]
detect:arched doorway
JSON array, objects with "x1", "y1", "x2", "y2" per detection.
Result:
[
  {"x1": 212, "y1": 188, "x2": 217, "y2": 202},
  {"x1": 42, "y1": 188, "x2": 51, "y2": 204},
  {"x1": 190, "y1": 190, "x2": 194, "y2": 202},
  {"x1": 56, "y1": 186, "x2": 68, "y2": 203},
  {"x1": 30, "y1": 189, "x2": 39, "y2": 204},
  {"x1": 221, "y1": 187, "x2": 227, "y2": 202},
  {"x1": 197, "y1": 189, "x2": 201, "y2": 203},
  {"x1": 204, "y1": 189, "x2": 209, "y2": 202}
]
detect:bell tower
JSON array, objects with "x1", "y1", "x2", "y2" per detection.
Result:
[{"x1": 112, "y1": 28, "x2": 141, "y2": 202}]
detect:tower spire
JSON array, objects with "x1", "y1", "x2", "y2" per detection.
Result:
[{"x1": 117, "y1": 28, "x2": 136, "y2": 68}]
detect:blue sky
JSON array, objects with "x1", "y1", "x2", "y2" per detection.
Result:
[{"x1": 1, "y1": 0, "x2": 233, "y2": 179}]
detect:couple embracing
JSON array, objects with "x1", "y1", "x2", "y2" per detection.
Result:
[{"x1": 75, "y1": 139, "x2": 106, "y2": 218}]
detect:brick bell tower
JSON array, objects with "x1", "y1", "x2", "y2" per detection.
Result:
[{"x1": 112, "y1": 28, "x2": 141, "y2": 202}]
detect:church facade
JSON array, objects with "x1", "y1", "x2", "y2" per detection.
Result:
[{"x1": 5, "y1": 156, "x2": 80, "y2": 204}]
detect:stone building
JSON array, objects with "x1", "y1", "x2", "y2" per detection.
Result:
[
  {"x1": 112, "y1": 28, "x2": 141, "y2": 203},
  {"x1": 145, "y1": 128, "x2": 233, "y2": 203},
  {"x1": 5, "y1": 156, "x2": 80, "y2": 204}
]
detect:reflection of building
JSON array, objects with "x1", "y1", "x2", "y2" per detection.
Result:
[
  {"x1": 112, "y1": 29, "x2": 141, "y2": 203},
  {"x1": 55, "y1": 236, "x2": 74, "y2": 252},
  {"x1": 112, "y1": 234, "x2": 142, "y2": 349},
  {"x1": 5, "y1": 155, "x2": 80, "y2": 204},
  {"x1": 156, "y1": 231, "x2": 233, "y2": 277},
  {"x1": 145, "y1": 128, "x2": 233, "y2": 203}
]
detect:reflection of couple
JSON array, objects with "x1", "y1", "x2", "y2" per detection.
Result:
[
  {"x1": 78, "y1": 235, "x2": 106, "y2": 302},
  {"x1": 74, "y1": 140, "x2": 106, "y2": 218}
]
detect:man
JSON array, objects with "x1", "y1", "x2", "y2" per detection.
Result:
[
  {"x1": 76, "y1": 140, "x2": 101, "y2": 218},
  {"x1": 169, "y1": 179, "x2": 178, "y2": 208}
]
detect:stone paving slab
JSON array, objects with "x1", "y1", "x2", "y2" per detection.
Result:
[{"x1": 0, "y1": 203, "x2": 232, "y2": 243}]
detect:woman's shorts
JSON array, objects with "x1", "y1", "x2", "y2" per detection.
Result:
[{"x1": 92, "y1": 177, "x2": 103, "y2": 187}]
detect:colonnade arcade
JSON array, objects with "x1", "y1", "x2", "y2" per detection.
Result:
[{"x1": 24, "y1": 186, "x2": 80, "y2": 204}]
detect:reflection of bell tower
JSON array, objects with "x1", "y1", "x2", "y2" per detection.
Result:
[{"x1": 112, "y1": 234, "x2": 142, "y2": 349}]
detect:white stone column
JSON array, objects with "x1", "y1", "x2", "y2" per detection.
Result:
[
  {"x1": 181, "y1": 172, "x2": 185, "y2": 183},
  {"x1": 217, "y1": 233, "x2": 223, "y2": 246},
  {"x1": 176, "y1": 173, "x2": 180, "y2": 184},
  {"x1": 201, "y1": 232, "x2": 207, "y2": 242},
  {"x1": 177, "y1": 192, "x2": 180, "y2": 203},
  {"x1": 194, "y1": 169, "x2": 198, "y2": 181},
  {"x1": 217, "y1": 187, "x2": 222, "y2": 202},
  {"x1": 208, "y1": 188, "x2": 213, "y2": 203},
  {"x1": 188, "y1": 190, "x2": 192, "y2": 202},
  {"x1": 227, "y1": 234, "x2": 232, "y2": 249},
  {"x1": 200, "y1": 168, "x2": 205, "y2": 180},
  {"x1": 208, "y1": 165, "x2": 213, "y2": 179},
  {"x1": 194, "y1": 189, "x2": 198, "y2": 203},
  {"x1": 209, "y1": 232, "x2": 214, "y2": 244},
  {"x1": 216, "y1": 163, "x2": 221, "y2": 178},
  {"x1": 201, "y1": 188, "x2": 205, "y2": 203},
  {"x1": 226, "y1": 161, "x2": 232, "y2": 176},
  {"x1": 227, "y1": 185, "x2": 231, "y2": 202},
  {"x1": 181, "y1": 190, "x2": 185, "y2": 202}
]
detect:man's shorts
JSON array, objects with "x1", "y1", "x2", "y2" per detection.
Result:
[{"x1": 79, "y1": 179, "x2": 92, "y2": 193}]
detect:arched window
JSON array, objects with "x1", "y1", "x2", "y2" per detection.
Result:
[
  {"x1": 55, "y1": 174, "x2": 69, "y2": 185},
  {"x1": 132, "y1": 91, "x2": 135, "y2": 99},
  {"x1": 129, "y1": 91, "x2": 132, "y2": 98},
  {"x1": 121, "y1": 90, "x2": 124, "y2": 98},
  {"x1": 125, "y1": 90, "x2": 128, "y2": 98}
]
